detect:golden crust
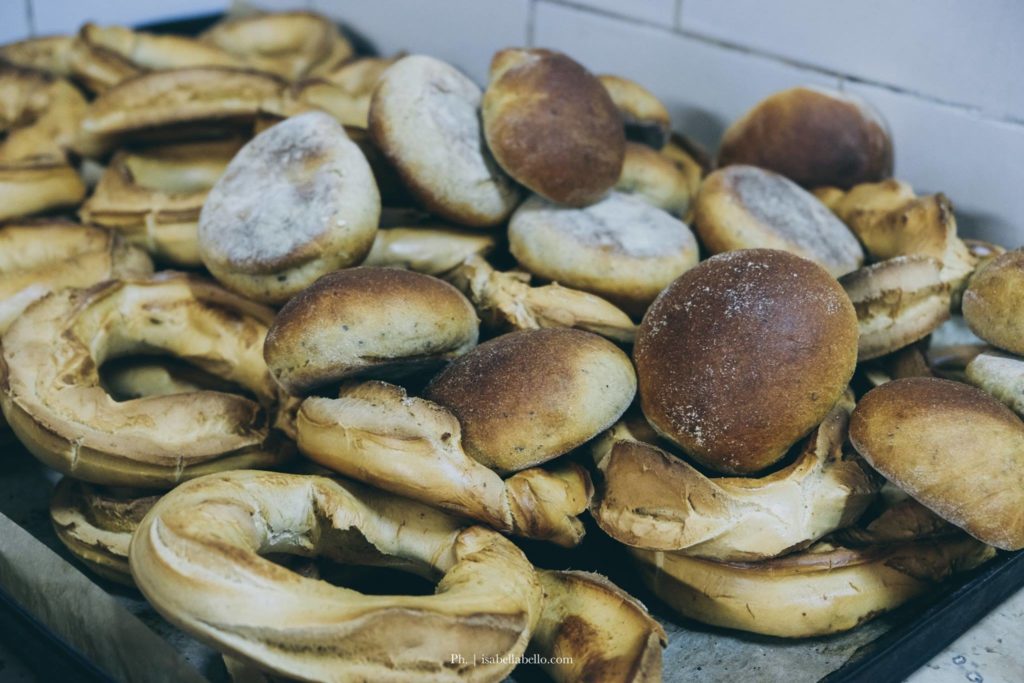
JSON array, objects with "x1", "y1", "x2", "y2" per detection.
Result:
[
  {"x1": 635, "y1": 249, "x2": 859, "y2": 475},
  {"x1": 598, "y1": 74, "x2": 671, "y2": 150},
  {"x1": 364, "y1": 226, "x2": 496, "y2": 276},
  {"x1": 616, "y1": 143, "x2": 694, "y2": 218},
  {"x1": 0, "y1": 35, "x2": 75, "y2": 77},
  {"x1": 483, "y1": 49, "x2": 625, "y2": 206},
  {"x1": 425, "y1": 328, "x2": 636, "y2": 473},
  {"x1": 962, "y1": 249, "x2": 1024, "y2": 355}
]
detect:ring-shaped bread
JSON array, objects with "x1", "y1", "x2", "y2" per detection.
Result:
[
  {"x1": 297, "y1": 380, "x2": 593, "y2": 546},
  {"x1": 129, "y1": 470, "x2": 543, "y2": 683},
  {"x1": 0, "y1": 274, "x2": 293, "y2": 488}
]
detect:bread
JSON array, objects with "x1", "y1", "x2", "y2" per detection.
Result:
[
  {"x1": 962, "y1": 249, "x2": 1024, "y2": 355},
  {"x1": 264, "y1": 267, "x2": 479, "y2": 395},
  {"x1": 130, "y1": 470, "x2": 543, "y2": 682},
  {"x1": 966, "y1": 351, "x2": 1024, "y2": 417},
  {"x1": 0, "y1": 274, "x2": 293, "y2": 488},
  {"x1": 850, "y1": 377, "x2": 1024, "y2": 550},
  {"x1": 364, "y1": 225, "x2": 497, "y2": 276},
  {"x1": 616, "y1": 142, "x2": 695, "y2": 218},
  {"x1": 80, "y1": 138, "x2": 243, "y2": 267},
  {"x1": 0, "y1": 160, "x2": 86, "y2": 221},
  {"x1": 369, "y1": 55, "x2": 521, "y2": 227},
  {"x1": 198, "y1": 112, "x2": 380, "y2": 304},
  {"x1": 0, "y1": 35, "x2": 75, "y2": 77},
  {"x1": 718, "y1": 86, "x2": 893, "y2": 189},
  {"x1": 483, "y1": 48, "x2": 624, "y2": 206},
  {"x1": 591, "y1": 394, "x2": 877, "y2": 560},
  {"x1": 508, "y1": 192, "x2": 699, "y2": 317},
  {"x1": 296, "y1": 380, "x2": 592, "y2": 546},
  {"x1": 425, "y1": 328, "x2": 636, "y2": 473},
  {"x1": 694, "y1": 165, "x2": 864, "y2": 277},
  {"x1": 317, "y1": 55, "x2": 400, "y2": 128},
  {"x1": 598, "y1": 74, "x2": 671, "y2": 149},
  {"x1": 447, "y1": 255, "x2": 637, "y2": 344},
  {"x1": 840, "y1": 255, "x2": 951, "y2": 361},
  {"x1": 635, "y1": 249, "x2": 859, "y2": 474}
]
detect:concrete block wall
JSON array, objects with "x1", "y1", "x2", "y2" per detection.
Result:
[{"x1": 2, "y1": 0, "x2": 1021, "y2": 246}]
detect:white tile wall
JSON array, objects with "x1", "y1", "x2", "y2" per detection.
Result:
[
  {"x1": 31, "y1": 0, "x2": 228, "y2": 34},
  {"x1": 0, "y1": 1, "x2": 31, "y2": 43},
  {"x1": 679, "y1": 0, "x2": 1024, "y2": 123},
  {"x1": 543, "y1": 0, "x2": 677, "y2": 28}
]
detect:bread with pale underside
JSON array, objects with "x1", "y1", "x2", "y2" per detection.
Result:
[
  {"x1": 966, "y1": 351, "x2": 1024, "y2": 416},
  {"x1": 616, "y1": 142, "x2": 694, "y2": 218}
]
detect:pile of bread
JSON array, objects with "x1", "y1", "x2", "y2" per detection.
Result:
[{"x1": 1, "y1": 9, "x2": 1022, "y2": 682}]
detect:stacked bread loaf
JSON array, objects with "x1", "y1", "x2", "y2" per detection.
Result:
[{"x1": 0, "y1": 9, "x2": 1020, "y2": 682}]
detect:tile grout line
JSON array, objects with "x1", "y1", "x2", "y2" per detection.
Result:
[
  {"x1": 534, "y1": 0, "x2": 1024, "y2": 129},
  {"x1": 526, "y1": 0, "x2": 537, "y2": 48},
  {"x1": 24, "y1": 0, "x2": 35, "y2": 36}
]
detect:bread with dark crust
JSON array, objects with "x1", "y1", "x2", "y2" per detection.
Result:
[
  {"x1": 635, "y1": 249, "x2": 859, "y2": 475},
  {"x1": 483, "y1": 48, "x2": 625, "y2": 206},
  {"x1": 718, "y1": 86, "x2": 893, "y2": 189},
  {"x1": 425, "y1": 328, "x2": 636, "y2": 473}
]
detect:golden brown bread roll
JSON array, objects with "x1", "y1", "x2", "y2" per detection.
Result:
[
  {"x1": 966, "y1": 351, "x2": 1024, "y2": 416},
  {"x1": 425, "y1": 328, "x2": 636, "y2": 473},
  {"x1": 635, "y1": 249, "x2": 859, "y2": 475},
  {"x1": 369, "y1": 55, "x2": 521, "y2": 227},
  {"x1": 130, "y1": 470, "x2": 543, "y2": 682},
  {"x1": 718, "y1": 85, "x2": 893, "y2": 189},
  {"x1": 198, "y1": 112, "x2": 379, "y2": 304},
  {"x1": 850, "y1": 377, "x2": 1024, "y2": 550},
  {"x1": 315, "y1": 55, "x2": 400, "y2": 128},
  {"x1": 616, "y1": 142, "x2": 695, "y2": 218},
  {"x1": 0, "y1": 160, "x2": 85, "y2": 221},
  {"x1": 598, "y1": 74, "x2": 671, "y2": 149},
  {"x1": 508, "y1": 192, "x2": 700, "y2": 317},
  {"x1": 0, "y1": 35, "x2": 75, "y2": 77},
  {"x1": 483, "y1": 48, "x2": 625, "y2": 206},
  {"x1": 962, "y1": 249, "x2": 1024, "y2": 355},
  {"x1": 840, "y1": 255, "x2": 951, "y2": 361},
  {"x1": 264, "y1": 267, "x2": 479, "y2": 395},
  {"x1": 364, "y1": 225, "x2": 497, "y2": 275},
  {"x1": 591, "y1": 394, "x2": 878, "y2": 561},
  {"x1": 695, "y1": 165, "x2": 864, "y2": 277},
  {"x1": 0, "y1": 275, "x2": 293, "y2": 488}
]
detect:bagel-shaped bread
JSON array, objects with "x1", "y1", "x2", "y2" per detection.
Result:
[
  {"x1": 850, "y1": 377, "x2": 1024, "y2": 550},
  {"x1": 635, "y1": 249, "x2": 859, "y2": 475},
  {"x1": 369, "y1": 55, "x2": 521, "y2": 228},
  {"x1": 694, "y1": 165, "x2": 864, "y2": 277},
  {"x1": 591, "y1": 394, "x2": 878, "y2": 561},
  {"x1": 364, "y1": 225, "x2": 496, "y2": 276},
  {"x1": 962, "y1": 249, "x2": 1024, "y2": 356},
  {"x1": 598, "y1": 75, "x2": 671, "y2": 149},
  {"x1": 265, "y1": 267, "x2": 478, "y2": 395},
  {"x1": 297, "y1": 381, "x2": 592, "y2": 546},
  {"x1": 616, "y1": 142, "x2": 694, "y2": 218},
  {"x1": 200, "y1": 12, "x2": 353, "y2": 80},
  {"x1": 718, "y1": 86, "x2": 893, "y2": 189},
  {"x1": 51, "y1": 477, "x2": 158, "y2": 585},
  {"x1": 966, "y1": 351, "x2": 1024, "y2": 416},
  {"x1": 448, "y1": 255, "x2": 637, "y2": 344},
  {"x1": 0, "y1": 275, "x2": 293, "y2": 489},
  {"x1": 0, "y1": 220, "x2": 153, "y2": 333},
  {"x1": 425, "y1": 328, "x2": 636, "y2": 473},
  {"x1": 483, "y1": 48, "x2": 625, "y2": 206},
  {"x1": 80, "y1": 139, "x2": 243, "y2": 267},
  {"x1": 129, "y1": 470, "x2": 543, "y2": 682},
  {"x1": 531, "y1": 570, "x2": 665, "y2": 683},
  {"x1": 198, "y1": 112, "x2": 380, "y2": 304},
  {"x1": 631, "y1": 534, "x2": 994, "y2": 638},
  {"x1": 0, "y1": 35, "x2": 75, "y2": 77},
  {"x1": 508, "y1": 192, "x2": 699, "y2": 317},
  {"x1": 840, "y1": 255, "x2": 951, "y2": 361}
]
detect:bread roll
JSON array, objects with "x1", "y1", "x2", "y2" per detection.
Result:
[
  {"x1": 364, "y1": 226, "x2": 497, "y2": 276},
  {"x1": 425, "y1": 328, "x2": 636, "y2": 473},
  {"x1": 317, "y1": 55, "x2": 399, "y2": 128},
  {"x1": 962, "y1": 249, "x2": 1024, "y2": 355},
  {"x1": 966, "y1": 351, "x2": 1024, "y2": 416},
  {"x1": 483, "y1": 48, "x2": 624, "y2": 206},
  {"x1": 198, "y1": 112, "x2": 379, "y2": 304},
  {"x1": 719, "y1": 86, "x2": 892, "y2": 189},
  {"x1": 264, "y1": 267, "x2": 478, "y2": 395},
  {"x1": 369, "y1": 55, "x2": 521, "y2": 227},
  {"x1": 616, "y1": 142, "x2": 694, "y2": 218},
  {"x1": 694, "y1": 165, "x2": 864, "y2": 277},
  {"x1": 0, "y1": 35, "x2": 75, "y2": 77},
  {"x1": 850, "y1": 377, "x2": 1024, "y2": 550},
  {"x1": 598, "y1": 74, "x2": 671, "y2": 149},
  {"x1": 508, "y1": 192, "x2": 699, "y2": 317},
  {"x1": 635, "y1": 249, "x2": 858, "y2": 474}
]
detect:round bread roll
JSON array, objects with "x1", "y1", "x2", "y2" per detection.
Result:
[
  {"x1": 425, "y1": 328, "x2": 636, "y2": 473},
  {"x1": 198, "y1": 111, "x2": 380, "y2": 304},
  {"x1": 509, "y1": 192, "x2": 699, "y2": 317},
  {"x1": 965, "y1": 351, "x2": 1024, "y2": 417},
  {"x1": 369, "y1": 55, "x2": 521, "y2": 227},
  {"x1": 598, "y1": 74, "x2": 671, "y2": 149},
  {"x1": 635, "y1": 249, "x2": 859, "y2": 475},
  {"x1": 694, "y1": 165, "x2": 864, "y2": 277},
  {"x1": 483, "y1": 48, "x2": 625, "y2": 206},
  {"x1": 850, "y1": 377, "x2": 1024, "y2": 550},
  {"x1": 130, "y1": 470, "x2": 543, "y2": 683},
  {"x1": 616, "y1": 142, "x2": 694, "y2": 218},
  {"x1": 264, "y1": 267, "x2": 478, "y2": 395},
  {"x1": 719, "y1": 86, "x2": 893, "y2": 189},
  {"x1": 364, "y1": 225, "x2": 497, "y2": 276},
  {"x1": 962, "y1": 249, "x2": 1024, "y2": 356}
]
